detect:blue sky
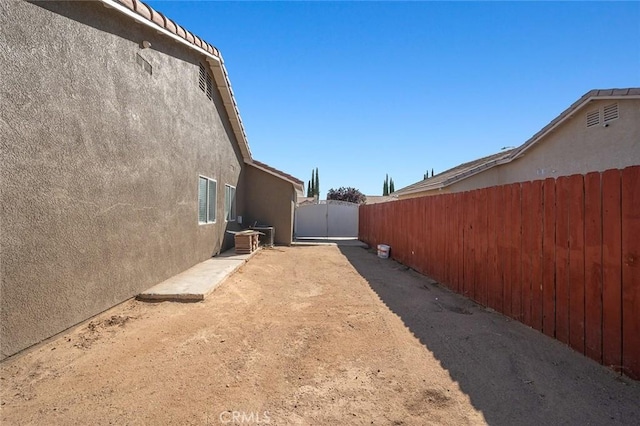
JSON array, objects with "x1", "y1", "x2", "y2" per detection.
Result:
[{"x1": 147, "y1": 1, "x2": 639, "y2": 196}]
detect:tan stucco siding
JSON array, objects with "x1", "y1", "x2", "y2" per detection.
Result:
[
  {"x1": 244, "y1": 166, "x2": 295, "y2": 245},
  {"x1": 0, "y1": 2, "x2": 245, "y2": 359},
  {"x1": 450, "y1": 98, "x2": 640, "y2": 193}
]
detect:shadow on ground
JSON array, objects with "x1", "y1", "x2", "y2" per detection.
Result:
[{"x1": 338, "y1": 244, "x2": 640, "y2": 426}]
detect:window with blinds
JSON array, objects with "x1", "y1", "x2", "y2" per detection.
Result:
[
  {"x1": 198, "y1": 176, "x2": 217, "y2": 224},
  {"x1": 225, "y1": 185, "x2": 236, "y2": 222}
]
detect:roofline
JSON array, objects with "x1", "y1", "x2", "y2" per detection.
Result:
[
  {"x1": 394, "y1": 151, "x2": 513, "y2": 196},
  {"x1": 509, "y1": 89, "x2": 640, "y2": 160},
  {"x1": 101, "y1": 0, "x2": 252, "y2": 161},
  {"x1": 396, "y1": 88, "x2": 640, "y2": 196},
  {"x1": 246, "y1": 160, "x2": 305, "y2": 191}
]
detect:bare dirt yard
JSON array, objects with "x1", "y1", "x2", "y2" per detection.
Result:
[{"x1": 2, "y1": 244, "x2": 639, "y2": 425}]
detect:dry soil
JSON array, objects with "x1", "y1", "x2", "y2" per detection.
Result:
[{"x1": 1, "y1": 244, "x2": 639, "y2": 425}]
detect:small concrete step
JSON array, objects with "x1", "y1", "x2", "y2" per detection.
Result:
[{"x1": 137, "y1": 248, "x2": 259, "y2": 302}]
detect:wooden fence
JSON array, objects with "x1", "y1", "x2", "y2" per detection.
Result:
[{"x1": 359, "y1": 166, "x2": 639, "y2": 379}]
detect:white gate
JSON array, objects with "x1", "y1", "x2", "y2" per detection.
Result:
[{"x1": 295, "y1": 200, "x2": 359, "y2": 238}]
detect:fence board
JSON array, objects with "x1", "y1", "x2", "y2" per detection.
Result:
[
  {"x1": 486, "y1": 186, "x2": 499, "y2": 311},
  {"x1": 477, "y1": 189, "x2": 488, "y2": 306},
  {"x1": 542, "y1": 178, "x2": 557, "y2": 337},
  {"x1": 555, "y1": 177, "x2": 571, "y2": 344},
  {"x1": 530, "y1": 180, "x2": 544, "y2": 331},
  {"x1": 621, "y1": 166, "x2": 640, "y2": 380},
  {"x1": 602, "y1": 169, "x2": 622, "y2": 371},
  {"x1": 501, "y1": 185, "x2": 513, "y2": 317},
  {"x1": 496, "y1": 185, "x2": 507, "y2": 314},
  {"x1": 584, "y1": 172, "x2": 603, "y2": 362},
  {"x1": 568, "y1": 174, "x2": 586, "y2": 354},
  {"x1": 462, "y1": 193, "x2": 471, "y2": 298},
  {"x1": 511, "y1": 184, "x2": 523, "y2": 320},
  {"x1": 456, "y1": 193, "x2": 464, "y2": 294},
  {"x1": 521, "y1": 181, "x2": 534, "y2": 327}
]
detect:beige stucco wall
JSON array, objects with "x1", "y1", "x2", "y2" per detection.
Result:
[
  {"x1": 244, "y1": 166, "x2": 296, "y2": 245},
  {"x1": 1, "y1": 2, "x2": 244, "y2": 359},
  {"x1": 444, "y1": 98, "x2": 639, "y2": 195}
]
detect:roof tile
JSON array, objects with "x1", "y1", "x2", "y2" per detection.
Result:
[
  {"x1": 117, "y1": 0, "x2": 135, "y2": 11},
  {"x1": 629, "y1": 88, "x2": 640, "y2": 95},
  {"x1": 150, "y1": 9, "x2": 165, "y2": 27},
  {"x1": 175, "y1": 24, "x2": 186, "y2": 39},
  {"x1": 133, "y1": 0, "x2": 152, "y2": 20},
  {"x1": 193, "y1": 36, "x2": 203, "y2": 49},
  {"x1": 164, "y1": 16, "x2": 176, "y2": 34},
  {"x1": 612, "y1": 88, "x2": 630, "y2": 96},
  {"x1": 185, "y1": 30, "x2": 195, "y2": 43}
]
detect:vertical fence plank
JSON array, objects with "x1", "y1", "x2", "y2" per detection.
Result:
[
  {"x1": 450, "y1": 194, "x2": 458, "y2": 292},
  {"x1": 486, "y1": 186, "x2": 499, "y2": 311},
  {"x1": 621, "y1": 166, "x2": 640, "y2": 380},
  {"x1": 556, "y1": 176, "x2": 570, "y2": 344},
  {"x1": 495, "y1": 185, "x2": 506, "y2": 314},
  {"x1": 456, "y1": 193, "x2": 464, "y2": 294},
  {"x1": 531, "y1": 180, "x2": 544, "y2": 331},
  {"x1": 468, "y1": 191, "x2": 477, "y2": 298},
  {"x1": 543, "y1": 178, "x2": 557, "y2": 337},
  {"x1": 602, "y1": 169, "x2": 622, "y2": 372},
  {"x1": 500, "y1": 185, "x2": 512, "y2": 317},
  {"x1": 568, "y1": 174, "x2": 586, "y2": 354},
  {"x1": 511, "y1": 184, "x2": 523, "y2": 321},
  {"x1": 584, "y1": 172, "x2": 603, "y2": 363},
  {"x1": 477, "y1": 188, "x2": 488, "y2": 306},
  {"x1": 521, "y1": 181, "x2": 534, "y2": 327}
]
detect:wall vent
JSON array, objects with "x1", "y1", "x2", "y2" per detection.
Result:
[
  {"x1": 206, "y1": 72, "x2": 213, "y2": 100},
  {"x1": 199, "y1": 63, "x2": 206, "y2": 92},
  {"x1": 136, "y1": 54, "x2": 152, "y2": 75},
  {"x1": 586, "y1": 109, "x2": 600, "y2": 128},
  {"x1": 603, "y1": 103, "x2": 619, "y2": 122},
  {"x1": 199, "y1": 63, "x2": 214, "y2": 101}
]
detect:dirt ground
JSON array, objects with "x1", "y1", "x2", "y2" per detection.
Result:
[{"x1": 2, "y1": 244, "x2": 639, "y2": 425}]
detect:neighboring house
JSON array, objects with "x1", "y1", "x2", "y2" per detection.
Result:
[
  {"x1": 0, "y1": 0, "x2": 301, "y2": 359},
  {"x1": 394, "y1": 88, "x2": 640, "y2": 199}
]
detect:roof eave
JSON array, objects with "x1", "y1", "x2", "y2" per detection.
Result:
[{"x1": 246, "y1": 160, "x2": 304, "y2": 191}]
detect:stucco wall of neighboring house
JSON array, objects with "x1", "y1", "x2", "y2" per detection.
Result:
[
  {"x1": 449, "y1": 98, "x2": 640, "y2": 194},
  {"x1": 244, "y1": 166, "x2": 296, "y2": 245},
  {"x1": 0, "y1": 1, "x2": 244, "y2": 359}
]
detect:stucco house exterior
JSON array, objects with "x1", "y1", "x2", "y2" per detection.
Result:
[
  {"x1": 0, "y1": 0, "x2": 301, "y2": 359},
  {"x1": 394, "y1": 88, "x2": 640, "y2": 199}
]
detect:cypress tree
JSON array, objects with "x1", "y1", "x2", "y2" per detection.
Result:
[
  {"x1": 314, "y1": 168, "x2": 320, "y2": 196},
  {"x1": 383, "y1": 174, "x2": 389, "y2": 196},
  {"x1": 390, "y1": 178, "x2": 395, "y2": 193},
  {"x1": 307, "y1": 181, "x2": 312, "y2": 197},
  {"x1": 431, "y1": 168, "x2": 434, "y2": 177}
]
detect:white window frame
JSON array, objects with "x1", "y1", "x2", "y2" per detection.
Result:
[
  {"x1": 225, "y1": 184, "x2": 237, "y2": 222},
  {"x1": 198, "y1": 176, "x2": 217, "y2": 224}
]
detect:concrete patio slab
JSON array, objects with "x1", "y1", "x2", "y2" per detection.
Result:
[
  {"x1": 292, "y1": 238, "x2": 368, "y2": 248},
  {"x1": 137, "y1": 248, "x2": 258, "y2": 302}
]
